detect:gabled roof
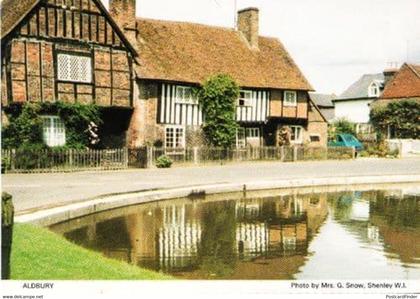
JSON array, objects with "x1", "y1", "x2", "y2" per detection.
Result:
[
  {"x1": 0, "y1": 0, "x2": 138, "y2": 56},
  {"x1": 134, "y1": 18, "x2": 313, "y2": 90},
  {"x1": 309, "y1": 93, "x2": 336, "y2": 107},
  {"x1": 1, "y1": 0, "x2": 38, "y2": 39},
  {"x1": 380, "y1": 63, "x2": 420, "y2": 99},
  {"x1": 308, "y1": 98, "x2": 328, "y2": 123},
  {"x1": 335, "y1": 73, "x2": 384, "y2": 101}
]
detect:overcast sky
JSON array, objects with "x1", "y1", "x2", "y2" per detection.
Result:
[{"x1": 104, "y1": 0, "x2": 420, "y2": 94}]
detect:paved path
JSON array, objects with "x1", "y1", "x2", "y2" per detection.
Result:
[{"x1": 3, "y1": 158, "x2": 420, "y2": 212}]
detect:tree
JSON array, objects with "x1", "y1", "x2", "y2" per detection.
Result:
[
  {"x1": 197, "y1": 74, "x2": 239, "y2": 148},
  {"x1": 370, "y1": 100, "x2": 420, "y2": 139},
  {"x1": 329, "y1": 118, "x2": 356, "y2": 138}
]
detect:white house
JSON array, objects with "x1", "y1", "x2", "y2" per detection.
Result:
[{"x1": 332, "y1": 73, "x2": 386, "y2": 134}]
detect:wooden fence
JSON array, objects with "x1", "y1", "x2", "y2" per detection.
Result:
[
  {"x1": 1, "y1": 146, "x2": 355, "y2": 173},
  {"x1": 2, "y1": 148, "x2": 128, "y2": 173},
  {"x1": 149, "y1": 146, "x2": 355, "y2": 166}
]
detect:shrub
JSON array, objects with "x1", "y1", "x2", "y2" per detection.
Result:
[
  {"x1": 197, "y1": 74, "x2": 239, "y2": 148},
  {"x1": 370, "y1": 100, "x2": 420, "y2": 140},
  {"x1": 155, "y1": 155, "x2": 172, "y2": 168},
  {"x1": 2, "y1": 102, "x2": 102, "y2": 149},
  {"x1": 329, "y1": 118, "x2": 356, "y2": 139}
]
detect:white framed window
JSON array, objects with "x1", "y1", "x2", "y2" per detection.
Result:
[
  {"x1": 57, "y1": 53, "x2": 92, "y2": 83},
  {"x1": 246, "y1": 128, "x2": 260, "y2": 138},
  {"x1": 290, "y1": 125, "x2": 303, "y2": 144},
  {"x1": 368, "y1": 82, "x2": 380, "y2": 98},
  {"x1": 236, "y1": 127, "x2": 246, "y2": 148},
  {"x1": 42, "y1": 116, "x2": 66, "y2": 147},
  {"x1": 238, "y1": 90, "x2": 252, "y2": 107},
  {"x1": 175, "y1": 86, "x2": 197, "y2": 104},
  {"x1": 165, "y1": 125, "x2": 185, "y2": 148},
  {"x1": 284, "y1": 90, "x2": 297, "y2": 106}
]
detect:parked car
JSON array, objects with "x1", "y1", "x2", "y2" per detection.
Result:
[{"x1": 328, "y1": 133, "x2": 364, "y2": 152}]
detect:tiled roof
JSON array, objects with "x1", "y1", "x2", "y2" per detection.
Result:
[
  {"x1": 135, "y1": 18, "x2": 313, "y2": 90},
  {"x1": 380, "y1": 63, "x2": 420, "y2": 99},
  {"x1": 336, "y1": 73, "x2": 384, "y2": 101},
  {"x1": 0, "y1": 0, "x2": 137, "y2": 55},
  {"x1": 309, "y1": 93, "x2": 336, "y2": 107},
  {"x1": 1, "y1": 0, "x2": 39, "y2": 39}
]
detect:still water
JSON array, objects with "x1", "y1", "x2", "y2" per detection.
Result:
[{"x1": 50, "y1": 187, "x2": 420, "y2": 279}]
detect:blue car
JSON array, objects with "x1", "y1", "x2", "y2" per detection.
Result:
[{"x1": 328, "y1": 133, "x2": 364, "y2": 152}]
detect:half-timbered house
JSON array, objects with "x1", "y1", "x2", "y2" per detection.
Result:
[
  {"x1": 109, "y1": 2, "x2": 327, "y2": 148},
  {"x1": 1, "y1": 0, "x2": 138, "y2": 147}
]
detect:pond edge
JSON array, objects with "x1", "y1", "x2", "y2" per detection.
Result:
[{"x1": 15, "y1": 174, "x2": 420, "y2": 226}]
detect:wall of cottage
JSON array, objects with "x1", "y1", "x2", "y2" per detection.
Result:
[
  {"x1": 304, "y1": 102, "x2": 328, "y2": 147},
  {"x1": 1, "y1": 0, "x2": 134, "y2": 108},
  {"x1": 130, "y1": 81, "x2": 326, "y2": 148},
  {"x1": 269, "y1": 90, "x2": 308, "y2": 119}
]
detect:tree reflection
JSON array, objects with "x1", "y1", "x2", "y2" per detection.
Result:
[{"x1": 198, "y1": 201, "x2": 237, "y2": 278}]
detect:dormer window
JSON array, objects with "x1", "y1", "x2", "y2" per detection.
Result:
[{"x1": 368, "y1": 82, "x2": 380, "y2": 98}]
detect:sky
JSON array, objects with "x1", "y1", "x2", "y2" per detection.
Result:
[{"x1": 103, "y1": 0, "x2": 420, "y2": 95}]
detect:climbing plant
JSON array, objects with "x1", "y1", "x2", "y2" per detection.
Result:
[
  {"x1": 197, "y1": 74, "x2": 239, "y2": 148},
  {"x1": 2, "y1": 102, "x2": 102, "y2": 149},
  {"x1": 370, "y1": 100, "x2": 420, "y2": 139}
]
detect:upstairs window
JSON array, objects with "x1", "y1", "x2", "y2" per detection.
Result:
[
  {"x1": 238, "y1": 90, "x2": 252, "y2": 107},
  {"x1": 368, "y1": 82, "x2": 380, "y2": 97},
  {"x1": 42, "y1": 116, "x2": 66, "y2": 147},
  {"x1": 57, "y1": 53, "x2": 92, "y2": 83},
  {"x1": 175, "y1": 86, "x2": 197, "y2": 104},
  {"x1": 284, "y1": 91, "x2": 297, "y2": 106}
]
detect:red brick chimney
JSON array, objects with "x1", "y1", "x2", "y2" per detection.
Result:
[
  {"x1": 109, "y1": 0, "x2": 138, "y2": 48},
  {"x1": 237, "y1": 7, "x2": 259, "y2": 50}
]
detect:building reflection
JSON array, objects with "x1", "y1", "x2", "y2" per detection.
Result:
[
  {"x1": 55, "y1": 189, "x2": 419, "y2": 279},
  {"x1": 331, "y1": 190, "x2": 420, "y2": 266}
]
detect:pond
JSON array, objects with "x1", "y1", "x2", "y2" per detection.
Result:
[{"x1": 50, "y1": 186, "x2": 420, "y2": 279}]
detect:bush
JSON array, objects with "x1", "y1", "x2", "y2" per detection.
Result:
[
  {"x1": 2, "y1": 102, "x2": 102, "y2": 149},
  {"x1": 370, "y1": 100, "x2": 420, "y2": 140},
  {"x1": 329, "y1": 118, "x2": 356, "y2": 139},
  {"x1": 155, "y1": 155, "x2": 172, "y2": 168},
  {"x1": 197, "y1": 74, "x2": 239, "y2": 148},
  {"x1": 361, "y1": 141, "x2": 399, "y2": 158}
]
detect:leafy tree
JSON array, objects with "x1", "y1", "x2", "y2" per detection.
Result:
[
  {"x1": 370, "y1": 100, "x2": 420, "y2": 139},
  {"x1": 329, "y1": 118, "x2": 356, "y2": 138},
  {"x1": 197, "y1": 74, "x2": 239, "y2": 148}
]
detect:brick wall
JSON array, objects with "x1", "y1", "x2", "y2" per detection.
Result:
[{"x1": 304, "y1": 102, "x2": 328, "y2": 147}]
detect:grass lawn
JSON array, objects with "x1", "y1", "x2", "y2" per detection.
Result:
[{"x1": 10, "y1": 223, "x2": 173, "y2": 280}]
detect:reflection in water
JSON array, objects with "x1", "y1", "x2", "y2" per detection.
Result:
[{"x1": 51, "y1": 189, "x2": 420, "y2": 279}]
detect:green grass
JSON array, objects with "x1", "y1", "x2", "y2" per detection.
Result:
[{"x1": 10, "y1": 223, "x2": 173, "y2": 280}]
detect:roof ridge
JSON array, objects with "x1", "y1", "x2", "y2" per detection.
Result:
[
  {"x1": 406, "y1": 63, "x2": 420, "y2": 79},
  {"x1": 137, "y1": 17, "x2": 236, "y2": 32},
  {"x1": 136, "y1": 17, "x2": 285, "y2": 41}
]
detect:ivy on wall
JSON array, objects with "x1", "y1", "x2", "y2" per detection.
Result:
[
  {"x1": 2, "y1": 102, "x2": 102, "y2": 149},
  {"x1": 196, "y1": 74, "x2": 240, "y2": 148},
  {"x1": 370, "y1": 100, "x2": 420, "y2": 139}
]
